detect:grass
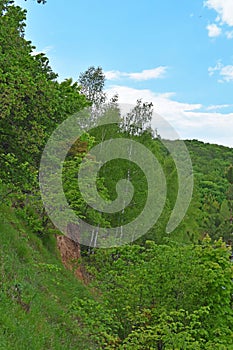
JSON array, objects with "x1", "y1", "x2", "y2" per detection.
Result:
[{"x1": 0, "y1": 196, "x2": 97, "y2": 349}]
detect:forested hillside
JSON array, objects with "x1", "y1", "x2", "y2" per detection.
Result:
[{"x1": 0, "y1": 1, "x2": 233, "y2": 349}]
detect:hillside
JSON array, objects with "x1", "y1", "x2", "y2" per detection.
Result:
[
  {"x1": 0, "y1": 192, "x2": 97, "y2": 350},
  {"x1": 1, "y1": 178, "x2": 233, "y2": 349},
  {"x1": 185, "y1": 140, "x2": 233, "y2": 242},
  {"x1": 1, "y1": 1, "x2": 233, "y2": 348}
]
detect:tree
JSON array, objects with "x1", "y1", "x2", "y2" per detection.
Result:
[
  {"x1": 25, "y1": 0, "x2": 47, "y2": 3},
  {"x1": 226, "y1": 165, "x2": 233, "y2": 185},
  {"x1": 80, "y1": 239, "x2": 233, "y2": 348},
  {"x1": 0, "y1": 0, "x2": 89, "y2": 192},
  {"x1": 226, "y1": 165, "x2": 233, "y2": 225},
  {"x1": 122, "y1": 99, "x2": 153, "y2": 135},
  {"x1": 78, "y1": 66, "x2": 106, "y2": 107}
]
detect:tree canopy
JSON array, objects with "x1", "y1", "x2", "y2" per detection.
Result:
[{"x1": 0, "y1": 1, "x2": 233, "y2": 349}]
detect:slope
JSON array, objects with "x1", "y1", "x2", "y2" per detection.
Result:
[{"x1": 0, "y1": 188, "x2": 97, "y2": 350}]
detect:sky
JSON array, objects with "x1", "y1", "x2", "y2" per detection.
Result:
[{"x1": 15, "y1": 0, "x2": 233, "y2": 147}]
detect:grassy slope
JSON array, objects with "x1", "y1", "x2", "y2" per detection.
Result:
[
  {"x1": 0, "y1": 140, "x2": 232, "y2": 349},
  {"x1": 0, "y1": 199, "x2": 96, "y2": 350}
]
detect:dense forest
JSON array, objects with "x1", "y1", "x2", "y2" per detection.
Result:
[{"x1": 0, "y1": 1, "x2": 233, "y2": 349}]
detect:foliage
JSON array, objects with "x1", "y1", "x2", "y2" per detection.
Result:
[
  {"x1": 121, "y1": 98, "x2": 153, "y2": 135},
  {"x1": 24, "y1": 0, "x2": 47, "y2": 3},
  {"x1": 0, "y1": 0, "x2": 89, "y2": 193},
  {"x1": 78, "y1": 66, "x2": 106, "y2": 107},
  {"x1": 62, "y1": 133, "x2": 111, "y2": 232},
  {"x1": 180, "y1": 140, "x2": 232, "y2": 241},
  {"x1": 1, "y1": 2, "x2": 233, "y2": 349},
  {"x1": 0, "y1": 197, "x2": 97, "y2": 349},
  {"x1": 83, "y1": 239, "x2": 233, "y2": 348}
]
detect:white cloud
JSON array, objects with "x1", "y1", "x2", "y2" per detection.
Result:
[
  {"x1": 208, "y1": 61, "x2": 233, "y2": 82},
  {"x1": 104, "y1": 70, "x2": 122, "y2": 80},
  {"x1": 204, "y1": 0, "x2": 233, "y2": 27},
  {"x1": 206, "y1": 104, "x2": 230, "y2": 111},
  {"x1": 208, "y1": 60, "x2": 222, "y2": 76},
  {"x1": 206, "y1": 23, "x2": 222, "y2": 37},
  {"x1": 31, "y1": 46, "x2": 54, "y2": 56},
  {"x1": 127, "y1": 67, "x2": 167, "y2": 80},
  {"x1": 220, "y1": 65, "x2": 233, "y2": 81},
  {"x1": 104, "y1": 66, "x2": 168, "y2": 81},
  {"x1": 226, "y1": 30, "x2": 233, "y2": 39},
  {"x1": 105, "y1": 85, "x2": 233, "y2": 147}
]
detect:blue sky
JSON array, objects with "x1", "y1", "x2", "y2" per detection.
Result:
[{"x1": 15, "y1": 0, "x2": 233, "y2": 147}]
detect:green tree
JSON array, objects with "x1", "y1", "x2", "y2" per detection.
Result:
[
  {"x1": 25, "y1": 0, "x2": 47, "y2": 3},
  {"x1": 78, "y1": 66, "x2": 106, "y2": 107},
  {"x1": 122, "y1": 99, "x2": 153, "y2": 135},
  {"x1": 83, "y1": 239, "x2": 233, "y2": 348},
  {"x1": 226, "y1": 165, "x2": 233, "y2": 225},
  {"x1": 0, "y1": 0, "x2": 89, "y2": 192}
]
